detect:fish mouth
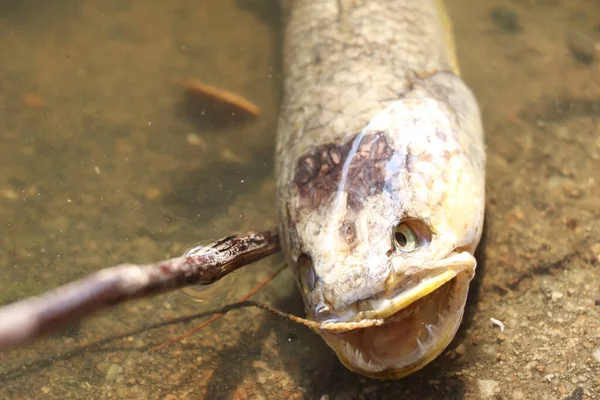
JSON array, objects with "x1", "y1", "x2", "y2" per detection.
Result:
[{"x1": 319, "y1": 252, "x2": 476, "y2": 380}]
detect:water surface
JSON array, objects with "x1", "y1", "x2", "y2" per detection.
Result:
[{"x1": 1, "y1": 0, "x2": 599, "y2": 399}]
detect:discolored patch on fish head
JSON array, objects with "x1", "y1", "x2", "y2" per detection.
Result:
[
  {"x1": 293, "y1": 132, "x2": 394, "y2": 215},
  {"x1": 280, "y1": 77, "x2": 485, "y2": 380}
]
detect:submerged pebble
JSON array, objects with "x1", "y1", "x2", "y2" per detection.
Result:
[
  {"x1": 490, "y1": 7, "x2": 521, "y2": 33},
  {"x1": 105, "y1": 363, "x2": 123, "y2": 382},
  {"x1": 593, "y1": 348, "x2": 600, "y2": 364},
  {"x1": 567, "y1": 25, "x2": 598, "y2": 65}
]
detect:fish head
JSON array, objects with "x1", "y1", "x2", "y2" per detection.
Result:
[{"x1": 280, "y1": 94, "x2": 485, "y2": 379}]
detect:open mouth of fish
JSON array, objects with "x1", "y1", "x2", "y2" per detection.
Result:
[{"x1": 319, "y1": 254, "x2": 475, "y2": 380}]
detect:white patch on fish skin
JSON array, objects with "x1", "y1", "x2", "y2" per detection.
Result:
[{"x1": 300, "y1": 190, "x2": 393, "y2": 308}]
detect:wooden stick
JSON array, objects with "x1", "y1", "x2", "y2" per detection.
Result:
[{"x1": 0, "y1": 229, "x2": 280, "y2": 352}]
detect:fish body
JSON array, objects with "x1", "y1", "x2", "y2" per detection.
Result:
[{"x1": 275, "y1": 0, "x2": 485, "y2": 379}]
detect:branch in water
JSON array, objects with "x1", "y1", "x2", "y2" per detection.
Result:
[{"x1": 0, "y1": 229, "x2": 280, "y2": 352}]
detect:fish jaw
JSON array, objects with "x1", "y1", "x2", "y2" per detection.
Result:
[{"x1": 316, "y1": 252, "x2": 476, "y2": 380}]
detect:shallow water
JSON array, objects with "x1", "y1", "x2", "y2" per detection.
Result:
[{"x1": 0, "y1": 0, "x2": 599, "y2": 399}]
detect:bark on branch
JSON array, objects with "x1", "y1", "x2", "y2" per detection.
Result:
[{"x1": 0, "y1": 229, "x2": 280, "y2": 352}]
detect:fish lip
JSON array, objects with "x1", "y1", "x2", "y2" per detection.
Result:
[
  {"x1": 326, "y1": 251, "x2": 476, "y2": 324},
  {"x1": 357, "y1": 266, "x2": 469, "y2": 321}
]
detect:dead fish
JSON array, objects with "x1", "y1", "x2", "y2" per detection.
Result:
[{"x1": 275, "y1": 0, "x2": 485, "y2": 380}]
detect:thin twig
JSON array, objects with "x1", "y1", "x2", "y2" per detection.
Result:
[
  {"x1": 152, "y1": 263, "x2": 288, "y2": 350},
  {"x1": 148, "y1": 299, "x2": 385, "y2": 336},
  {"x1": 0, "y1": 229, "x2": 280, "y2": 352}
]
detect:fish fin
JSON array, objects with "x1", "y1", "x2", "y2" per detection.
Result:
[{"x1": 435, "y1": 0, "x2": 461, "y2": 75}]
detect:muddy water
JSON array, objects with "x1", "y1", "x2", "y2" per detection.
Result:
[{"x1": 0, "y1": 0, "x2": 599, "y2": 399}]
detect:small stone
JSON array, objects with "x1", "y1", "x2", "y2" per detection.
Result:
[
  {"x1": 105, "y1": 363, "x2": 123, "y2": 382},
  {"x1": 455, "y1": 344, "x2": 467, "y2": 355},
  {"x1": 96, "y1": 361, "x2": 108, "y2": 373},
  {"x1": 252, "y1": 360, "x2": 269, "y2": 370},
  {"x1": 577, "y1": 375, "x2": 587, "y2": 382},
  {"x1": 363, "y1": 385, "x2": 378, "y2": 394},
  {"x1": 591, "y1": 243, "x2": 600, "y2": 263},
  {"x1": 536, "y1": 365, "x2": 546, "y2": 373},
  {"x1": 512, "y1": 389, "x2": 525, "y2": 400},
  {"x1": 232, "y1": 386, "x2": 248, "y2": 400},
  {"x1": 565, "y1": 218, "x2": 578, "y2": 230},
  {"x1": 507, "y1": 206, "x2": 524, "y2": 223},
  {"x1": 490, "y1": 7, "x2": 521, "y2": 33},
  {"x1": 562, "y1": 183, "x2": 582, "y2": 198},
  {"x1": 565, "y1": 387, "x2": 584, "y2": 400},
  {"x1": 545, "y1": 363, "x2": 563, "y2": 373},
  {"x1": 221, "y1": 148, "x2": 246, "y2": 164},
  {"x1": 256, "y1": 370, "x2": 268, "y2": 384},
  {"x1": 110, "y1": 356, "x2": 121, "y2": 364},
  {"x1": 145, "y1": 188, "x2": 162, "y2": 201},
  {"x1": 41, "y1": 387, "x2": 51, "y2": 394},
  {"x1": 567, "y1": 25, "x2": 598, "y2": 65},
  {"x1": 558, "y1": 385, "x2": 568, "y2": 395},
  {"x1": 553, "y1": 126, "x2": 572, "y2": 141},
  {"x1": 186, "y1": 133, "x2": 206, "y2": 148},
  {"x1": 593, "y1": 348, "x2": 600, "y2": 363},
  {"x1": 1, "y1": 188, "x2": 18, "y2": 200},
  {"x1": 477, "y1": 379, "x2": 499, "y2": 399},
  {"x1": 551, "y1": 291, "x2": 564, "y2": 302},
  {"x1": 497, "y1": 334, "x2": 506, "y2": 343},
  {"x1": 23, "y1": 94, "x2": 45, "y2": 108}
]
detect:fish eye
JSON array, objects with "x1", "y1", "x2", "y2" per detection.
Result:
[
  {"x1": 297, "y1": 253, "x2": 315, "y2": 293},
  {"x1": 393, "y1": 220, "x2": 432, "y2": 253},
  {"x1": 394, "y1": 223, "x2": 418, "y2": 252}
]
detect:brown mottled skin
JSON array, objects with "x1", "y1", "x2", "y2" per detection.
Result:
[
  {"x1": 275, "y1": 0, "x2": 485, "y2": 379},
  {"x1": 293, "y1": 132, "x2": 394, "y2": 211}
]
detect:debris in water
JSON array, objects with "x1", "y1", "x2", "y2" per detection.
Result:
[
  {"x1": 180, "y1": 80, "x2": 260, "y2": 120},
  {"x1": 22, "y1": 94, "x2": 45, "y2": 108},
  {"x1": 490, "y1": 317, "x2": 505, "y2": 332},
  {"x1": 186, "y1": 133, "x2": 206, "y2": 148}
]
